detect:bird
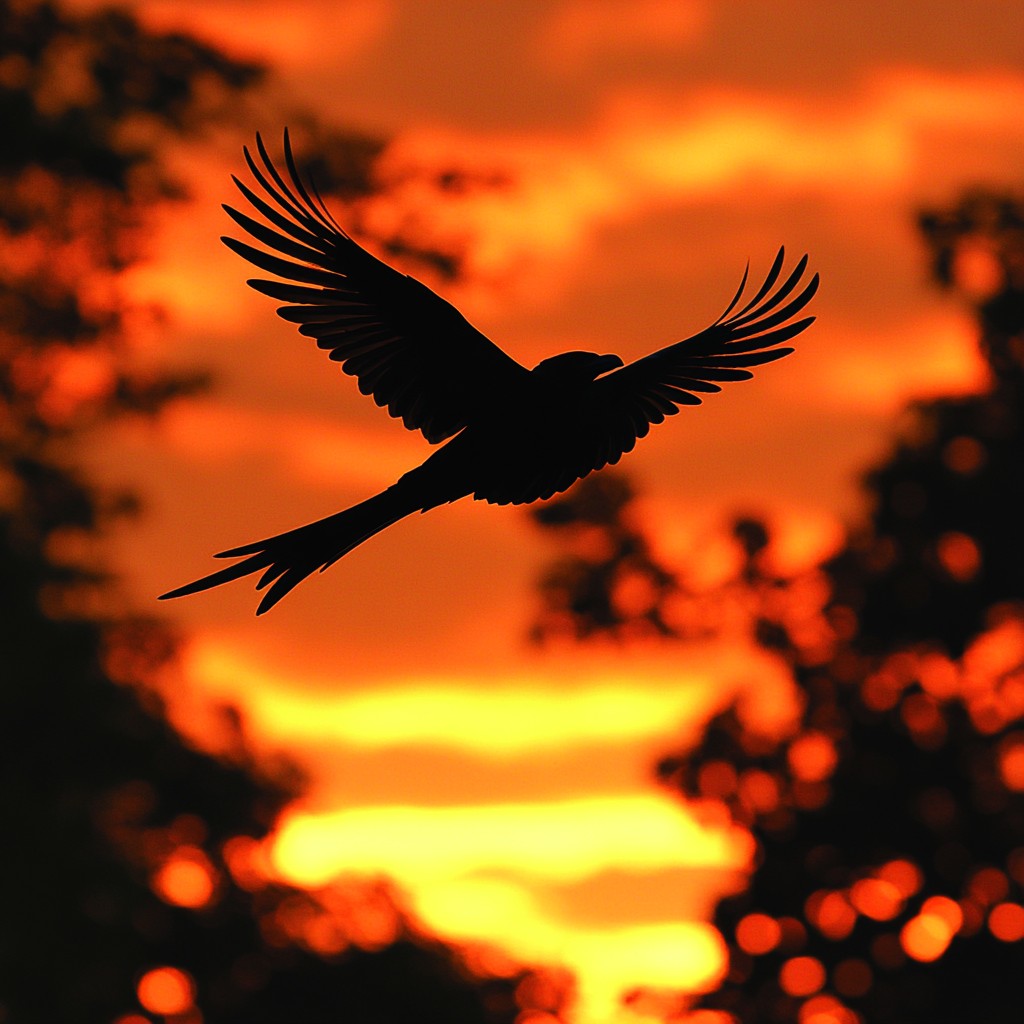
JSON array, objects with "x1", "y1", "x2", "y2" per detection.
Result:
[{"x1": 160, "y1": 131, "x2": 818, "y2": 615}]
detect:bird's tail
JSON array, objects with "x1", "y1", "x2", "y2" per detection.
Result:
[{"x1": 159, "y1": 485, "x2": 420, "y2": 614}]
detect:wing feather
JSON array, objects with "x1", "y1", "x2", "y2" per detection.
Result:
[
  {"x1": 223, "y1": 131, "x2": 531, "y2": 444},
  {"x1": 591, "y1": 248, "x2": 818, "y2": 469}
]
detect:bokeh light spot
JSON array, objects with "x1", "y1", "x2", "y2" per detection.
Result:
[
  {"x1": 806, "y1": 890, "x2": 856, "y2": 941},
  {"x1": 951, "y1": 244, "x2": 1003, "y2": 298},
  {"x1": 900, "y1": 694, "x2": 946, "y2": 748},
  {"x1": 876, "y1": 858, "x2": 924, "y2": 898},
  {"x1": 684, "y1": 1012, "x2": 736, "y2": 1024},
  {"x1": 222, "y1": 835, "x2": 271, "y2": 892},
  {"x1": 735, "y1": 913, "x2": 781, "y2": 955},
  {"x1": 152, "y1": 846, "x2": 216, "y2": 908},
  {"x1": 799, "y1": 993, "x2": 858, "y2": 1024},
  {"x1": 920, "y1": 895, "x2": 963, "y2": 934},
  {"x1": 699, "y1": 760, "x2": 738, "y2": 799},
  {"x1": 998, "y1": 734, "x2": 1024, "y2": 790},
  {"x1": 942, "y1": 435, "x2": 986, "y2": 474},
  {"x1": 988, "y1": 902, "x2": 1024, "y2": 942},
  {"x1": 137, "y1": 966, "x2": 195, "y2": 1016},
  {"x1": 936, "y1": 531, "x2": 982, "y2": 582},
  {"x1": 860, "y1": 669, "x2": 902, "y2": 711},
  {"x1": 787, "y1": 732, "x2": 838, "y2": 782},
  {"x1": 967, "y1": 866, "x2": 1009, "y2": 906},
  {"x1": 850, "y1": 878, "x2": 902, "y2": 920},
  {"x1": 900, "y1": 913, "x2": 952, "y2": 962},
  {"x1": 957, "y1": 898, "x2": 985, "y2": 936},
  {"x1": 779, "y1": 956, "x2": 825, "y2": 997},
  {"x1": 916, "y1": 654, "x2": 959, "y2": 699},
  {"x1": 739, "y1": 769, "x2": 781, "y2": 814}
]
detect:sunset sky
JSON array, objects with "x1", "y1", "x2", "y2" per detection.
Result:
[{"x1": 72, "y1": 1, "x2": 1024, "y2": 1020}]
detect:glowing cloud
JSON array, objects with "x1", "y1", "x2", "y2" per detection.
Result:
[
  {"x1": 537, "y1": 0, "x2": 707, "y2": 69},
  {"x1": 181, "y1": 637, "x2": 794, "y2": 759},
  {"x1": 380, "y1": 69, "x2": 1024, "y2": 278},
  {"x1": 136, "y1": 0, "x2": 393, "y2": 66},
  {"x1": 269, "y1": 796, "x2": 742, "y2": 1020},
  {"x1": 160, "y1": 401, "x2": 424, "y2": 491},
  {"x1": 780, "y1": 312, "x2": 991, "y2": 415},
  {"x1": 271, "y1": 795, "x2": 749, "y2": 886}
]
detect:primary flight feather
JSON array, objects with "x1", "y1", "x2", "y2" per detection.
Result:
[{"x1": 161, "y1": 131, "x2": 819, "y2": 614}]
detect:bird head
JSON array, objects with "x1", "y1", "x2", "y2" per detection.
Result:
[{"x1": 532, "y1": 351, "x2": 624, "y2": 383}]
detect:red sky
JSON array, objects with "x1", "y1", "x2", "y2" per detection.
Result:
[{"x1": 71, "y1": 1, "x2": 1024, "y2": 1020}]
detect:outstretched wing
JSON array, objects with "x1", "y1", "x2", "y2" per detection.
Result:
[
  {"x1": 585, "y1": 247, "x2": 818, "y2": 465},
  {"x1": 472, "y1": 249, "x2": 818, "y2": 506},
  {"x1": 222, "y1": 131, "x2": 531, "y2": 443}
]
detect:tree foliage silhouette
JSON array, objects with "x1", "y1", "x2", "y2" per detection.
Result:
[
  {"x1": 0, "y1": 2, "x2": 545, "y2": 1021},
  {"x1": 530, "y1": 191, "x2": 1024, "y2": 1023}
]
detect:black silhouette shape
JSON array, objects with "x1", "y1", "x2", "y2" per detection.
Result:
[{"x1": 161, "y1": 132, "x2": 819, "y2": 613}]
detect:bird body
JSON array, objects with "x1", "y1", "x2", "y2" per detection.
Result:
[{"x1": 161, "y1": 132, "x2": 818, "y2": 613}]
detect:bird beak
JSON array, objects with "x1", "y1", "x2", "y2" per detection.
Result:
[{"x1": 595, "y1": 354, "x2": 624, "y2": 376}]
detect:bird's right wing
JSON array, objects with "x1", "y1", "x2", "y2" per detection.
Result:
[
  {"x1": 222, "y1": 131, "x2": 532, "y2": 444},
  {"x1": 587, "y1": 248, "x2": 818, "y2": 464},
  {"x1": 468, "y1": 250, "x2": 817, "y2": 507},
  {"x1": 547, "y1": 249, "x2": 818, "y2": 491}
]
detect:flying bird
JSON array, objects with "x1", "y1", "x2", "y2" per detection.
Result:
[{"x1": 161, "y1": 131, "x2": 818, "y2": 614}]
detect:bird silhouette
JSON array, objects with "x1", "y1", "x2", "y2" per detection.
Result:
[{"x1": 160, "y1": 131, "x2": 819, "y2": 614}]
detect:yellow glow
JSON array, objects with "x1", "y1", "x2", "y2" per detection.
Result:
[
  {"x1": 171, "y1": 636, "x2": 772, "y2": 1023},
  {"x1": 568, "y1": 922, "x2": 726, "y2": 1009},
  {"x1": 268, "y1": 798, "x2": 737, "y2": 1022},
  {"x1": 270, "y1": 795, "x2": 750, "y2": 887},
  {"x1": 184, "y1": 641, "x2": 739, "y2": 757},
  {"x1": 417, "y1": 875, "x2": 724, "y2": 1019},
  {"x1": 228, "y1": 680, "x2": 695, "y2": 755}
]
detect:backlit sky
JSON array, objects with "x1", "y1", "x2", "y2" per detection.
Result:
[{"x1": 78, "y1": 1, "x2": 1024, "y2": 1020}]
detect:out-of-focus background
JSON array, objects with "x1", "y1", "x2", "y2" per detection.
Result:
[{"x1": 3, "y1": 2, "x2": 1024, "y2": 1022}]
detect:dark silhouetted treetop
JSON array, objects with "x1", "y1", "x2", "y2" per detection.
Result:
[
  {"x1": 528, "y1": 189, "x2": 1024, "y2": 1024},
  {"x1": 1, "y1": 2, "x2": 556, "y2": 1021},
  {"x1": 831, "y1": 190, "x2": 1024, "y2": 657},
  {"x1": 161, "y1": 130, "x2": 818, "y2": 613},
  {"x1": 528, "y1": 473, "x2": 680, "y2": 642}
]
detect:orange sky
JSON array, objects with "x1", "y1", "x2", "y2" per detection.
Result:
[{"x1": 70, "y1": 1, "x2": 1024, "y2": 1020}]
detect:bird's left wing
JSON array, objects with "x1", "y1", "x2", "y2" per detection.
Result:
[{"x1": 221, "y1": 131, "x2": 531, "y2": 444}]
